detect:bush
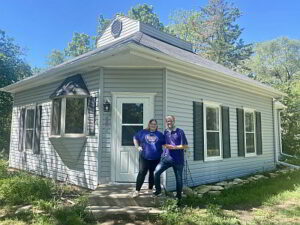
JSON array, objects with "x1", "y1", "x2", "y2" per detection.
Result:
[{"x1": 0, "y1": 174, "x2": 53, "y2": 205}]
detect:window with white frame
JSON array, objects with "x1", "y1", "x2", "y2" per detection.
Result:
[
  {"x1": 204, "y1": 103, "x2": 222, "y2": 160},
  {"x1": 244, "y1": 109, "x2": 256, "y2": 156},
  {"x1": 25, "y1": 108, "x2": 35, "y2": 150},
  {"x1": 51, "y1": 97, "x2": 87, "y2": 136}
]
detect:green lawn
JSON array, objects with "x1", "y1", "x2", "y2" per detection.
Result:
[
  {"x1": 157, "y1": 168, "x2": 300, "y2": 225},
  {"x1": 1, "y1": 159, "x2": 300, "y2": 225},
  {"x1": 279, "y1": 155, "x2": 300, "y2": 166}
]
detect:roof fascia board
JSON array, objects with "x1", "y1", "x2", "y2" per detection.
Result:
[
  {"x1": 128, "y1": 44, "x2": 286, "y2": 98},
  {"x1": 1, "y1": 46, "x2": 131, "y2": 93}
]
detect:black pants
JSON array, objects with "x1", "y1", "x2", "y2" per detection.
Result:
[{"x1": 136, "y1": 155, "x2": 160, "y2": 191}]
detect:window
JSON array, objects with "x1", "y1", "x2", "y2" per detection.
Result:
[
  {"x1": 51, "y1": 99, "x2": 61, "y2": 135},
  {"x1": 51, "y1": 97, "x2": 87, "y2": 136},
  {"x1": 244, "y1": 109, "x2": 256, "y2": 156},
  {"x1": 204, "y1": 103, "x2": 222, "y2": 161},
  {"x1": 121, "y1": 103, "x2": 143, "y2": 146},
  {"x1": 65, "y1": 98, "x2": 85, "y2": 134},
  {"x1": 25, "y1": 108, "x2": 35, "y2": 150}
]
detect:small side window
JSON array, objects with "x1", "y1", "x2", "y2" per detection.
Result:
[
  {"x1": 51, "y1": 99, "x2": 61, "y2": 135},
  {"x1": 25, "y1": 108, "x2": 35, "y2": 150}
]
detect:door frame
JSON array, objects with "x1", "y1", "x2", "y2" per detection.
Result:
[{"x1": 111, "y1": 92, "x2": 156, "y2": 182}]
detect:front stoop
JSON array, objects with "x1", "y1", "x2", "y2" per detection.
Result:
[{"x1": 86, "y1": 184, "x2": 164, "y2": 217}]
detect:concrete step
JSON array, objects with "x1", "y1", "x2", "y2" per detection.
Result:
[
  {"x1": 88, "y1": 194, "x2": 159, "y2": 207},
  {"x1": 86, "y1": 205, "x2": 164, "y2": 219}
]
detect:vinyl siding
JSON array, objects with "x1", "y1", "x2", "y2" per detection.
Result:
[
  {"x1": 99, "y1": 68, "x2": 164, "y2": 182},
  {"x1": 165, "y1": 69, "x2": 276, "y2": 190},
  {"x1": 97, "y1": 16, "x2": 139, "y2": 48},
  {"x1": 9, "y1": 70, "x2": 100, "y2": 189}
]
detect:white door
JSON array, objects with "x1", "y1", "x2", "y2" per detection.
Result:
[{"x1": 113, "y1": 94, "x2": 154, "y2": 182}]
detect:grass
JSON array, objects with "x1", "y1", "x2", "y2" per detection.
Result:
[
  {"x1": 279, "y1": 155, "x2": 300, "y2": 166},
  {"x1": 2, "y1": 158, "x2": 300, "y2": 225},
  {"x1": 158, "y1": 168, "x2": 300, "y2": 225},
  {"x1": 0, "y1": 159, "x2": 95, "y2": 225}
]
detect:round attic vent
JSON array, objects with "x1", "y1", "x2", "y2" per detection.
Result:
[{"x1": 111, "y1": 19, "x2": 122, "y2": 38}]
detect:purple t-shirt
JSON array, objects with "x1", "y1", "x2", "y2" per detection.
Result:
[
  {"x1": 134, "y1": 129, "x2": 165, "y2": 160},
  {"x1": 163, "y1": 128, "x2": 188, "y2": 164}
]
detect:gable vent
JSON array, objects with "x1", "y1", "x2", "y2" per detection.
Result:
[{"x1": 111, "y1": 19, "x2": 122, "y2": 38}]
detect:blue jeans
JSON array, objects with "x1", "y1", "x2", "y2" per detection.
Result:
[{"x1": 154, "y1": 157, "x2": 184, "y2": 199}]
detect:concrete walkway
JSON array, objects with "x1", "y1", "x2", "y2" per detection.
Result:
[{"x1": 86, "y1": 184, "x2": 164, "y2": 218}]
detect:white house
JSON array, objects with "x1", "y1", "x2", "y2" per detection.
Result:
[{"x1": 1, "y1": 15, "x2": 285, "y2": 190}]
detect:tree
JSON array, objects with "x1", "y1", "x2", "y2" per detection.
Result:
[
  {"x1": 64, "y1": 32, "x2": 92, "y2": 58},
  {"x1": 97, "y1": 15, "x2": 111, "y2": 37},
  {"x1": 46, "y1": 49, "x2": 65, "y2": 67},
  {"x1": 246, "y1": 37, "x2": 300, "y2": 155},
  {"x1": 128, "y1": 4, "x2": 164, "y2": 31},
  {"x1": 169, "y1": 0, "x2": 252, "y2": 71},
  {"x1": 0, "y1": 30, "x2": 32, "y2": 155}
]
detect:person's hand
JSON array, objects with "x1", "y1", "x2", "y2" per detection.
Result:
[
  {"x1": 137, "y1": 146, "x2": 143, "y2": 152},
  {"x1": 165, "y1": 144, "x2": 176, "y2": 150}
]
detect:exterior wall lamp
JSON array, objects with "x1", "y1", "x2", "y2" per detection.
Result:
[{"x1": 103, "y1": 99, "x2": 111, "y2": 112}]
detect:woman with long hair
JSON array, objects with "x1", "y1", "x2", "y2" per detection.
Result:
[{"x1": 132, "y1": 119, "x2": 165, "y2": 197}]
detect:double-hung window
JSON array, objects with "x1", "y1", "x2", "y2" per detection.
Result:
[
  {"x1": 51, "y1": 97, "x2": 87, "y2": 136},
  {"x1": 204, "y1": 102, "x2": 222, "y2": 161},
  {"x1": 25, "y1": 107, "x2": 35, "y2": 150},
  {"x1": 244, "y1": 109, "x2": 256, "y2": 156}
]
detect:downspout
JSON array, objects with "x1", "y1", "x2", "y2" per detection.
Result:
[{"x1": 272, "y1": 98, "x2": 277, "y2": 164}]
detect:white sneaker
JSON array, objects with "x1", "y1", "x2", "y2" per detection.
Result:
[{"x1": 132, "y1": 190, "x2": 140, "y2": 198}]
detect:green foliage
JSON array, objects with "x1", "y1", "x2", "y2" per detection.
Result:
[
  {"x1": 96, "y1": 15, "x2": 111, "y2": 37},
  {"x1": 46, "y1": 49, "x2": 65, "y2": 67},
  {"x1": 169, "y1": 0, "x2": 253, "y2": 71},
  {"x1": 0, "y1": 30, "x2": 32, "y2": 155},
  {"x1": 64, "y1": 32, "x2": 92, "y2": 58},
  {"x1": 128, "y1": 4, "x2": 164, "y2": 31},
  {"x1": 0, "y1": 174, "x2": 53, "y2": 205},
  {"x1": 246, "y1": 37, "x2": 300, "y2": 155}
]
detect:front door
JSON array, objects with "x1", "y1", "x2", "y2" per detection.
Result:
[{"x1": 112, "y1": 94, "x2": 154, "y2": 182}]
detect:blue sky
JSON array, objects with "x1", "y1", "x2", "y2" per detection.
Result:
[{"x1": 1, "y1": 0, "x2": 300, "y2": 69}]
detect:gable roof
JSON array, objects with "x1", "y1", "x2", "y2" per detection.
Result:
[{"x1": 1, "y1": 30, "x2": 285, "y2": 97}]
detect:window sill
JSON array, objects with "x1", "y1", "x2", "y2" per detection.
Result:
[
  {"x1": 245, "y1": 153, "x2": 257, "y2": 157},
  {"x1": 49, "y1": 134, "x2": 86, "y2": 139},
  {"x1": 204, "y1": 157, "x2": 223, "y2": 162}
]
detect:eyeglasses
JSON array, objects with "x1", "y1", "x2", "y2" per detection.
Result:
[{"x1": 150, "y1": 123, "x2": 157, "y2": 125}]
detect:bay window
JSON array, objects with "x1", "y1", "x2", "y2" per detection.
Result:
[{"x1": 51, "y1": 97, "x2": 87, "y2": 136}]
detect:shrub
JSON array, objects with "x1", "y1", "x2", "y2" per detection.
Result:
[{"x1": 0, "y1": 174, "x2": 53, "y2": 205}]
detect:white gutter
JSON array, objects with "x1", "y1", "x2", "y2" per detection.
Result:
[{"x1": 0, "y1": 45, "x2": 131, "y2": 93}]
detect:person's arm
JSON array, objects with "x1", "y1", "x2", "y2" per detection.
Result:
[
  {"x1": 164, "y1": 144, "x2": 188, "y2": 150},
  {"x1": 133, "y1": 138, "x2": 143, "y2": 151}
]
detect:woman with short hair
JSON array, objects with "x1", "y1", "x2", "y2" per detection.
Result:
[{"x1": 132, "y1": 119, "x2": 165, "y2": 197}]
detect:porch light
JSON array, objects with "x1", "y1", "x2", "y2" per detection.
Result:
[{"x1": 103, "y1": 99, "x2": 111, "y2": 112}]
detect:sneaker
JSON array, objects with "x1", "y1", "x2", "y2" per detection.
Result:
[
  {"x1": 132, "y1": 190, "x2": 140, "y2": 198},
  {"x1": 152, "y1": 191, "x2": 162, "y2": 197}
]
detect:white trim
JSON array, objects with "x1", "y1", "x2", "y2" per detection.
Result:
[
  {"x1": 110, "y1": 92, "x2": 156, "y2": 182},
  {"x1": 278, "y1": 110, "x2": 283, "y2": 154},
  {"x1": 244, "y1": 109, "x2": 257, "y2": 157},
  {"x1": 98, "y1": 68, "x2": 104, "y2": 184},
  {"x1": 203, "y1": 103, "x2": 222, "y2": 161},
  {"x1": 163, "y1": 69, "x2": 167, "y2": 189},
  {"x1": 24, "y1": 106, "x2": 36, "y2": 151},
  {"x1": 51, "y1": 96, "x2": 88, "y2": 138}
]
